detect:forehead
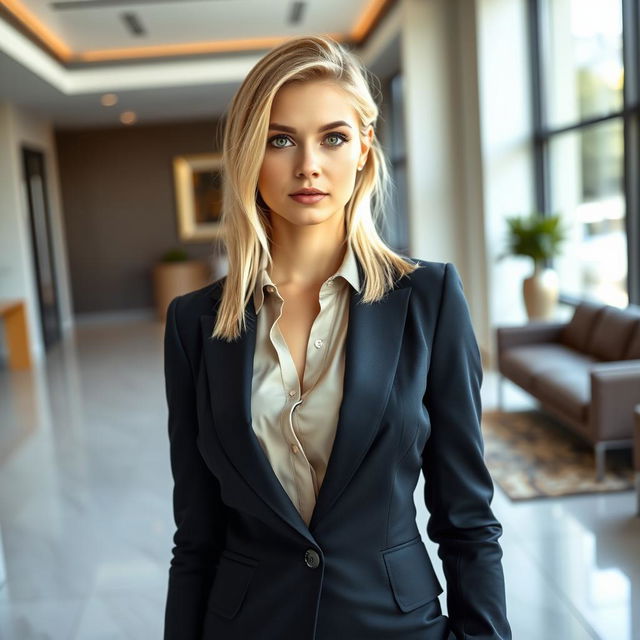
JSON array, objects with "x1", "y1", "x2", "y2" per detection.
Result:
[{"x1": 270, "y1": 80, "x2": 358, "y2": 125}]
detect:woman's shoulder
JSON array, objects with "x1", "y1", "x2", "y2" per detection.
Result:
[
  {"x1": 400, "y1": 258, "x2": 468, "y2": 311},
  {"x1": 402, "y1": 257, "x2": 450, "y2": 290}
]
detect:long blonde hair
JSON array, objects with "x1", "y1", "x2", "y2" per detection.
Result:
[{"x1": 212, "y1": 35, "x2": 419, "y2": 341}]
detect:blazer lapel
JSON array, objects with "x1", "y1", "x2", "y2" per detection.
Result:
[{"x1": 200, "y1": 263, "x2": 412, "y2": 540}]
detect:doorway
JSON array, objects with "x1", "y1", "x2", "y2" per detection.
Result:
[{"x1": 22, "y1": 147, "x2": 61, "y2": 350}]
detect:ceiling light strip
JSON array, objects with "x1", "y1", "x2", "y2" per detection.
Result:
[
  {"x1": 351, "y1": 0, "x2": 394, "y2": 44},
  {"x1": 0, "y1": 0, "x2": 72, "y2": 60},
  {"x1": 75, "y1": 34, "x2": 345, "y2": 63}
]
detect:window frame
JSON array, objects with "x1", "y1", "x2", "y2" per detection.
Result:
[{"x1": 527, "y1": 0, "x2": 640, "y2": 306}]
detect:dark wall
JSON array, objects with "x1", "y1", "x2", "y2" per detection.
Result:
[{"x1": 55, "y1": 119, "x2": 225, "y2": 314}]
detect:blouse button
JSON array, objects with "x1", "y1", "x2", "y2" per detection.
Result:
[
  {"x1": 314, "y1": 339, "x2": 323, "y2": 349},
  {"x1": 266, "y1": 285, "x2": 275, "y2": 293},
  {"x1": 291, "y1": 443, "x2": 299, "y2": 454},
  {"x1": 326, "y1": 279, "x2": 334, "y2": 287},
  {"x1": 288, "y1": 389, "x2": 296, "y2": 397}
]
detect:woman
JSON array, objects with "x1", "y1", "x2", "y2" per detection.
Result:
[{"x1": 163, "y1": 35, "x2": 511, "y2": 640}]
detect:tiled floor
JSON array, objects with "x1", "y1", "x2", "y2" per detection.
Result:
[{"x1": 0, "y1": 318, "x2": 638, "y2": 639}]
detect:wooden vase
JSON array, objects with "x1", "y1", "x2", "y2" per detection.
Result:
[{"x1": 152, "y1": 260, "x2": 210, "y2": 322}]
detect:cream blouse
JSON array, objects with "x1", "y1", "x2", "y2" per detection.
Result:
[{"x1": 250, "y1": 242, "x2": 361, "y2": 526}]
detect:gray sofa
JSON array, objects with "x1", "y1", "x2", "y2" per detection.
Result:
[{"x1": 495, "y1": 301, "x2": 640, "y2": 481}]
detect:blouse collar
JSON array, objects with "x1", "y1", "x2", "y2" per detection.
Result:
[{"x1": 253, "y1": 241, "x2": 361, "y2": 314}]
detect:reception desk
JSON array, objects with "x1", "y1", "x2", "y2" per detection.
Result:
[{"x1": 0, "y1": 300, "x2": 32, "y2": 370}]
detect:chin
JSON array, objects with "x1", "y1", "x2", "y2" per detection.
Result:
[{"x1": 280, "y1": 209, "x2": 334, "y2": 226}]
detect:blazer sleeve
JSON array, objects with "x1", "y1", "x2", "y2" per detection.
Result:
[
  {"x1": 163, "y1": 295, "x2": 228, "y2": 640},
  {"x1": 421, "y1": 262, "x2": 511, "y2": 640}
]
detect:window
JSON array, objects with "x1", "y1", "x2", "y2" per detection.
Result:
[{"x1": 529, "y1": 0, "x2": 639, "y2": 306}]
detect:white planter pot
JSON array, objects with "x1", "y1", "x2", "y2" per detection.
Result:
[{"x1": 522, "y1": 264, "x2": 559, "y2": 320}]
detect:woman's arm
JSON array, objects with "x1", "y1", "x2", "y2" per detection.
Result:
[
  {"x1": 422, "y1": 262, "x2": 512, "y2": 640},
  {"x1": 163, "y1": 295, "x2": 228, "y2": 640}
]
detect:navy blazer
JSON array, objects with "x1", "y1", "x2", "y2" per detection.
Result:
[{"x1": 163, "y1": 258, "x2": 511, "y2": 640}]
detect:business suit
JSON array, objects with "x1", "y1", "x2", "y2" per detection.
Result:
[{"x1": 163, "y1": 257, "x2": 511, "y2": 640}]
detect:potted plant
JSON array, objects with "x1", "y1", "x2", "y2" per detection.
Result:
[
  {"x1": 497, "y1": 212, "x2": 568, "y2": 320},
  {"x1": 152, "y1": 247, "x2": 210, "y2": 321}
]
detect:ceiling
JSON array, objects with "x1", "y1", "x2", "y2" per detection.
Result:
[{"x1": 0, "y1": 0, "x2": 400, "y2": 128}]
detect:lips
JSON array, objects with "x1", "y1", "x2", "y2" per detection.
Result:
[
  {"x1": 289, "y1": 192, "x2": 327, "y2": 204},
  {"x1": 290, "y1": 188, "x2": 327, "y2": 195}
]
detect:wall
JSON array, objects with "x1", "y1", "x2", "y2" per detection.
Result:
[{"x1": 55, "y1": 119, "x2": 225, "y2": 315}]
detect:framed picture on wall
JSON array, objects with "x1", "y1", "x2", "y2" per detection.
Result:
[{"x1": 172, "y1": 152, "x2": 225, "y2": 242}]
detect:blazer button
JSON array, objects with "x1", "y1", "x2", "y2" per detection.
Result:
[{"x1": 304, "y1": 549, "x2": 320, "y2": 569}]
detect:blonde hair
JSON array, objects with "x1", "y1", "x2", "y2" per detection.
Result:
[{"x1": 212, "y1": 35, "x2": 419, "y2": 341}]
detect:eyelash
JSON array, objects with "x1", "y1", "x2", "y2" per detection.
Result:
[{"x1": 267, "y1": 132, "x2": 350, "y2": 149}]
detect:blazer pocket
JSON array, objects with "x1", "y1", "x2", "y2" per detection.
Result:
[
  {"x1": 207, "y1": 549, "x2": 260, "y2": 619},
  {"x1": 382, "y1": 537, "x2": 443, "y2": 612}
]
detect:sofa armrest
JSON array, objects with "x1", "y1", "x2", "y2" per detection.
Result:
[
  {"x1": 634, "y1": 405, "x2": 640, "y2": 473},
  {"x1": 590, "y1": 360, "x2": 640, "y2": 440},
  {"x1": 495, "y1": 320, "x2": 568, "y2": 353}
]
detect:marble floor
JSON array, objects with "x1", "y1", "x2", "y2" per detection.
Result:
[{"x1": 0, "y1": 316, "x2": 638, "y2": 640}]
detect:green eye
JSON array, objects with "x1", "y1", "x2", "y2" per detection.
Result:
[
  {"x1": 270, "y1": 135, "x2": 290, "y2": 148},
  {"x1": 326, "y1": 134, "x2": 343, "y2": 146},
  {"x1": 267, "y1": 132, "x2": 350, "y2": 149}
]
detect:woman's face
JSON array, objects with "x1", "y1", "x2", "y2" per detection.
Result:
[{"x1": 257, "y1": 79, "x2": 373, "y2": 228}]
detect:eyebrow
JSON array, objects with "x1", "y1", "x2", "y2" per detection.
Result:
[{"x1": 268, "y1": 120, "x2": 353, "y2": 133}]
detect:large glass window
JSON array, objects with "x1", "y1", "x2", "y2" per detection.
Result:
[
  {"x1": 548, "y1": 117, "x2": 626, "y2": 305},
  {"x1": 541, "y1": 0, "x2": 624, "y2": 129},
  {"x1": 531, "y1": 0, "x2": 638, "y2": 306}
]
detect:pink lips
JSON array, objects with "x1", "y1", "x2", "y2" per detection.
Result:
[{"x1": 289, "y1": 193, "x2": 327, "y2": 204}]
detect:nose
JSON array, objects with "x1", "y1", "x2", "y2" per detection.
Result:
[{"x1": 295, "y1": 142, "x2": 321, "y2": 178}]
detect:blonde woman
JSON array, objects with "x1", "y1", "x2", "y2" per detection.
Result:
[{"x1": 163, "y1": 35, "x2": 511, "y2": 640}]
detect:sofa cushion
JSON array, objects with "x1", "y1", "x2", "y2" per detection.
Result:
[
  {"x1": 532, "y1": 368, "x2": 591, "y2": 422},
  {"x1": 560, "y1": 301, "x2": 604, "y2": 352},
  {"x1": 626, "y1": 322, "x2": 640, "y2": 359},
  {"x1": 586, "y1": 306, "x2": 640, "y2": 361},
  {"x1": 501, "y1": 344, "x2": 598, "y2": 389},
  {"x1": 622, "y1": 305, "x2": 640, "y2": 359}
]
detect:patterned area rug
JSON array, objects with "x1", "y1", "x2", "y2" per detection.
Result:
[{"x1": 481, "y1": 409, "x2": 635, "y2": 500}]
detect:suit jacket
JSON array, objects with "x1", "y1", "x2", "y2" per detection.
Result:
[{"x1": 163, "y1": 257, "x2": 512, "y2": 640}]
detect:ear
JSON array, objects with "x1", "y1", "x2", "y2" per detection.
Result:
[{"x1": 359, "y1": 124, "x2": 374, "y2": 167}]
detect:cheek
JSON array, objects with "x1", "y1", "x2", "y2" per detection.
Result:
[
  {"x1": 334, "y1": 150, "x2": 359, "y2": 176},
  {"x1": 332, "y1": 156, "x2": 358, "y2": 183},
  {"x1": 258, "y1": 155, "x2": 285, "y2": 191}
]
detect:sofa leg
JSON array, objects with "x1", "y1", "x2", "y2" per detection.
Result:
[
  {"x1": 595, "y1": 443, "x2": 606, "y2": 483},
  {"x1": 636, "y1": 472, "x2": 640, "y2": 517}
]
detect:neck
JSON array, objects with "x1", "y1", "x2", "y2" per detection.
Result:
[{"x1": 267, "y1": 212, "x2": 348, "y2": 290}]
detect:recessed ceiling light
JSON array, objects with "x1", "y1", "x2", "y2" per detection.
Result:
[
  {"x1": 120, "y1": 111, "x2": 137, "y2": 125},
  {"x1": 101, "y1": 93, "x2": 118, "y2": 106}
]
